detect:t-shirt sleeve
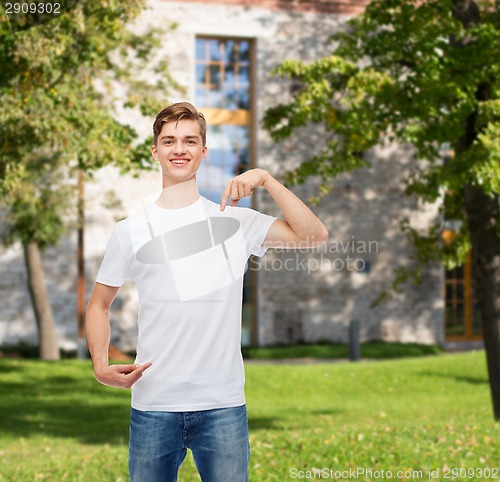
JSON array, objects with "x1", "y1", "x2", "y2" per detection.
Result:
[
  {"x1": 232, "y1": 206, "x2": 278, "y2": 258},
  {"x1": 95, "y1": 225, "x2": 131, "y2": 287}
]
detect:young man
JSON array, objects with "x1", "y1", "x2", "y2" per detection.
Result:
[{"x1": 86, "y1": 102, "x2": 328, "y2": 482}]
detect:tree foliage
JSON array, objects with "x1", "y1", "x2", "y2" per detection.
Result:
[
  {"x1": 264, "y1": 0, "x2": 500, "y2": 419},
  {"x1": 264, "y1": 0, "x2": 499, "y2": 281},
  {"x1": 0, "y1": 0, "x2": 177, "y2": 245}
]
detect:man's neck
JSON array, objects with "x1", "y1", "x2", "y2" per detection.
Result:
[{"x1": 156, "y1": 179, "x2": 200, "y2": 209}]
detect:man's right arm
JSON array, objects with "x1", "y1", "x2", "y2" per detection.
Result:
[{"x1": 85, "y1": 282, "x2": 151, "y2": 389}]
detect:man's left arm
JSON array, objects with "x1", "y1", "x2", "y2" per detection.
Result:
[{"x1": 220, "y1": 168, "x2": 328, "y2": 248}]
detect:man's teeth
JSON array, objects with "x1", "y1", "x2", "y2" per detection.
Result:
[{"x1": 171, "y1": 160, "x2": 188, "y2": 165}]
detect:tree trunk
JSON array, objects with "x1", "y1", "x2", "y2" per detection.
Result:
[
  {"x1": 22, "y1": 241, "x2": 60, "y2": 360},
  {"x1": 452, "y1": 0, "x2": 500, "y2": 420},
  {"x1": 463, "y1": 189, "x2": 500, "y2": 420}
]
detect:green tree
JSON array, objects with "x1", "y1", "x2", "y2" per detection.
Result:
[
  {"x1": 263, "y1": 0, "x2": 500, "y2": 418},
  {"x1": 0, "y1": 0, "x2": 175, "y2": 359}
]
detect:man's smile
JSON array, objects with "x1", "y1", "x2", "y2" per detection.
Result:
[{"x1": 170, "y1": 158, "x2": 190, "y2": 166}]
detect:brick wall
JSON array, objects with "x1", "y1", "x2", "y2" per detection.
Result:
[{"x1": 0, "y1": 0, "x2": 444, "y2": 351}]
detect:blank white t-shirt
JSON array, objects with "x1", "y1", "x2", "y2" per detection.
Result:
[{"x1": 96, "y1": 195, "x2": 277, "y2": 411}]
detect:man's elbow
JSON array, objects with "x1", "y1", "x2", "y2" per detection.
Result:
[
  {"x1": 302, "y1": 225, "x2": 329, "y2": 247},
  {"x1": 319, "y1": 225, "x2": 329, "y2": 243},
  {"x1": 313, "y1": 224, "x2": 329, "y2": 245}
]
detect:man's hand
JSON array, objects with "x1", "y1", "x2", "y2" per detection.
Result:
[
  {"x1": 94, "y1": 362, "x2": 152, "y2": 389},
  {"x1": 220, "y1": 168, "x2": 270, "y2": 211}
]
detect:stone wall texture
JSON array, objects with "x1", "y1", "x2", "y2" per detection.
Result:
[{"x1": 0, "y1": 0, "x2": 445, "y2": 352}]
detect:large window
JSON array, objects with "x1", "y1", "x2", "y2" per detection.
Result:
[{"x1": 195, "y1": 37, "x2": 256, "y2": 345}]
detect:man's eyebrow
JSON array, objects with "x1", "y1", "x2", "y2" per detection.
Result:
[{"x1": 159, "y1": 135, "x2": 200, "y2": 141}]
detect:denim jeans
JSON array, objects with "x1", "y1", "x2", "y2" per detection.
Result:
[{"x1": 128, "y1": 404, "x2": 250, "y2": 482}]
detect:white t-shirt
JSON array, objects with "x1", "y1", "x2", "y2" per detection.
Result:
[{"x1": 96, "y1": 195, "x2": 277, "y2": 411}]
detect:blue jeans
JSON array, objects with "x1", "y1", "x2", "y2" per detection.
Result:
[{"x1": 129, "y1": 404, "x2": 250, "y2": 482}]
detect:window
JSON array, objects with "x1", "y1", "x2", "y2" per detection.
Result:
[{"x1": 195, "y1": 37, "x2": 256, "y2": 346}]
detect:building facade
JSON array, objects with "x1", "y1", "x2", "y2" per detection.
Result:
[{"x1": 0, "y1": 0, "x2": 482, "y2": 352}]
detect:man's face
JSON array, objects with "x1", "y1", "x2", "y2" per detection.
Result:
[{"x1": 151, "y1": 119, "x2": 207, "y2": 187}]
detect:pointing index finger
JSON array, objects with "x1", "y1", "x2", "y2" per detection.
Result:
[{"x1": 220, "y1": 180, "x2": 232, "y2": 211}]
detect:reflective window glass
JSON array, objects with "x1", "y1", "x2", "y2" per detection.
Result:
[
  {"x1": 196, "y1": 64, "x2": 206, "y2": 85},
  {"x1": 238, "y1": 41, "x2": 250, "y2": 63}
]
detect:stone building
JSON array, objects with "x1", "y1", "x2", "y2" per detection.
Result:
[{"x1": 0, "y1": 0, "x2": 482, "y2": 352}]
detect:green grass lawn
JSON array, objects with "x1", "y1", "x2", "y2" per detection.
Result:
[
  {"x1": 0, "y1": 351, "x2": 498, "y2": 481},
  {"x1": 242, "y1": 341, "x2": 443, "y2": 360}
]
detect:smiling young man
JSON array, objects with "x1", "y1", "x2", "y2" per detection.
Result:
[{"x1": 86, "y1": 102, "x2": 328, "y2": 482}]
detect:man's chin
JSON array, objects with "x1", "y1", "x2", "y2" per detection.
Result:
[{"x1": 161, "y1": 170, "x2": 197, "y2": 183}]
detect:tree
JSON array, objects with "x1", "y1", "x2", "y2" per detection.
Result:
[
  {"x1": 0, "y1": 0, "x2": 176, "y2": 359},
  {"x1": 263, "y1": 0, "x2": 500, "y2": 418}
]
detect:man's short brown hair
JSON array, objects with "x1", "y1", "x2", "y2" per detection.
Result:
[{"x1": 153, "y1": 102, "x2": 207, "y2": 147}]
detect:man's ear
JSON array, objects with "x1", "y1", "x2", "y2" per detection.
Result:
[
  {"x1": 151, "y1": 144, "x2": 159, "y2": 161},
  {"x1": 202, "y1": 145, "x2": 208, "y2": 160}
]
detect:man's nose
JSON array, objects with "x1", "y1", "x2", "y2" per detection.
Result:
[{"x1": 173, "y1": 141, "x2": 186, "y2": 154}]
